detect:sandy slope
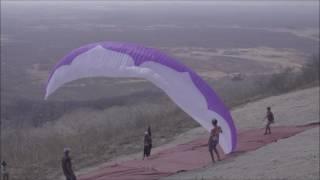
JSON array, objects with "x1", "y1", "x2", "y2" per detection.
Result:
[
  {"x1": 232, "y1": 87, "x2": 319, "y2": 130},
  {"x1": 162, "y1": 127, "x2": 319, "y2": 180},
  {"x1": 76, "y1": 87, "x2": 319, "y2": 180},
  {"x1": 162, "y1": 87, "x2": 319, "y2": 180}
]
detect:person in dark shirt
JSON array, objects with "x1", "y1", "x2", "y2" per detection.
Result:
[
  {"x1": 143, "y1": 131, "x2": 152, "y2": 160},
  {"x1": 208, "y1": 119, "x2": 223, "y2": 162},
  {"x1": 147, "y1": 125, "x2": 152, "y2": 154},
  {"x1": 147, "y1": 125, "x2": 152, "y2": 137},
  {"x1": 264, "y1": 107, "x2": 274, "y2": 135},
  {"x1": 1, "y1": 161, "x2": 9, "y2": 180},
  {"x1": 62, "y1": 148, "x2": 77, "y2": 180}
]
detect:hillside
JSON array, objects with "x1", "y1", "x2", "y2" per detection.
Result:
[{"x1": 77, "y1": 87, "x2": 319, "y2": 180}]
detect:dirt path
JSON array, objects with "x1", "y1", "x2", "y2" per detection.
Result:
[
  {"x1": 164, "y1": 126, "x2": 319, "y2": 180},
  {"x1": 78, "y1": 124, "x2": 318, "y2": 180},
  {"x1": 76, "y1": 87, "x2": 319, "y2": 180}
]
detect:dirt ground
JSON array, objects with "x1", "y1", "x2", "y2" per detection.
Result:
[{"x1": 163, "y1": 128, "x2": 319, "y2": 180}]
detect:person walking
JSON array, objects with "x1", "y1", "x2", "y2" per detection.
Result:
[{"x1": 264, "y1": 107, "x2": 274, "y2": 135}]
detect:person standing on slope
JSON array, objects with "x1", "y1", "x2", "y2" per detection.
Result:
[
  {"x1": 1, "y1": 161, "x2": 9, "y2": 180},
  {"x1": 147, "y1": 125, "x2": 153, "y2": 154},
  {"x1": 208, "y1": 119, "x2": 223, "y2": 162},
  {"x1": 143, "y1": 131, "x2": 152, "y2": 160},
  {"x1": 62, "y1": 148, "x2": 77, "y2": 180}
]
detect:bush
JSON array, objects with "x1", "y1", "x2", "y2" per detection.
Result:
[{"x1": 256, "y1": 54, "x2": 319, "y2": 96}]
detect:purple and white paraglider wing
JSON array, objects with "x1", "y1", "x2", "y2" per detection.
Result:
[{"x1": 45, "y1": 42, "x2": 237, "y2": 154}]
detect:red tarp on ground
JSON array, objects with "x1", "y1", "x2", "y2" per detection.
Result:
[{"x1": 79, "y1": 123, "x2": 318, "y2": 180}]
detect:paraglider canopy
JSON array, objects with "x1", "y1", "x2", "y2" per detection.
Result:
[{"x1": 45, "y1": 42, "x2": 237, "y2": 154}]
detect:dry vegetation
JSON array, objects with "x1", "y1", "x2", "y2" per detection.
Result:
[
  {"x1": 1, "y1": 55, "x2": 319, "y2": 180},
  {"x1": 2, "y1": 100, "x2": 196, "y2": 180}
]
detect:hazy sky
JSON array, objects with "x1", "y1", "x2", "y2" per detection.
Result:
[{"x1": 2, "y1": 0, "x2": 318, "y2": 1}]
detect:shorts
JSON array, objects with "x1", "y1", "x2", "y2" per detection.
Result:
[
  {"x1": 266, "y1": 120, "x2": 273, "y2": 127},
  {"x1": 144, "y1": 145, "x2": 151, "y2": 156},
  {"x1": 208, "y1": 139, "x2": 219, "y2": 151}
]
